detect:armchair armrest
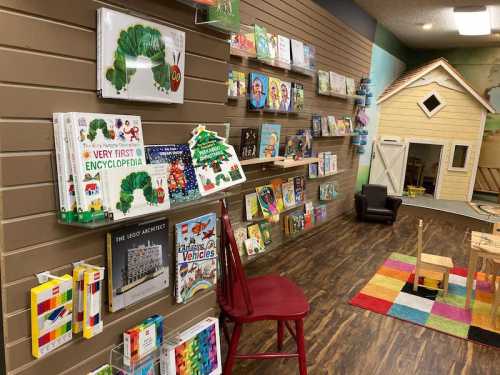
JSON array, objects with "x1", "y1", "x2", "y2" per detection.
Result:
[
  {"x1": 386, "y1": 196, "x2": 402, "y2": 214},
  {"x1": 354, "y1": 192, "x2": 368, "y2": 216}
]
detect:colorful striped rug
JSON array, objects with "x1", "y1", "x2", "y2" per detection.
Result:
[{"x1": 349, "y1": 252, "x2": 500, "y2": 348}]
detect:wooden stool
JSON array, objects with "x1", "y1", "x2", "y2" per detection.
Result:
[{"x1": 413, "y1": 220, "x2": 454, "y2": 295}]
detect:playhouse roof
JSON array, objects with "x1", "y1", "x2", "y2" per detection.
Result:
[{"x1": 378, "y1": 58, "x2": 495, "y2": 113}]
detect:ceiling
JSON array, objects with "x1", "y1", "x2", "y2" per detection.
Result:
[{"x1": 353, "y1": 0, "x2": 500, "y2": 49}]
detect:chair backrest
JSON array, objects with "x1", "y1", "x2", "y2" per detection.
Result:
[
  {"x1": 218, "y1": 200, "x2": 254, "y2": 316},
  {"x1": 416, "y1": 219, "x2": 424, "y2": 261},
  {"x1": 362, "y1": 184, "x2": 388, "y2": 208}
]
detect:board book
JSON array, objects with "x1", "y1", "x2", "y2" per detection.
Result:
[
  {"x1": 279, "y1": 81, "x2": 292, "y2": 112},
  {"x1": 244, "y1": 238, "x2": 262, "y2": 256},
  {"x1": 270, "y1": 178, "x2": 285, "y2": 212},
  {"x1": 292, "y1": 83, "x2": 304, "y2": 112},
  {"x1": 267, "y1": 33, "x2": 278, "y2": 60},
  {"x1": 291, "y1": 39, "x2": 305, "y2": 67},
  {"x1": 259, "y1": 222, "x2": 272, "y2": 246},
  {"x1": 293, "y1": 176, "x2": 305, "y2": 204},
  {"x1": 254, "y1": 24, "x2": 270, "y2": 59},
  {"x1": 249, "y1": 72, "x2": 269, "y2": 109},
  {"x1": 31, "y1": 274, "x2": 73, "y2": 359},
  {"x1": 282, "y1": 181, "x2": 296, "y2": 208},
  {"x1": 320, "y1": 116, "x2": 330, "y2": 137},
  {"x1": 317, "y1": 70, "x2": 330, "y2": 95},
  {"x1": 311, "y1": 114, "x2": 322, "y2": 137},
  {"x1": 329, "y1": 71, "x2": 347, "y2": 95},
  {"x1": 230, "y1": 28, "x2": 256, "y2": 55},
  {"x1": 245, "y1": 192, "x2": 260, "y2": 221},
  {"x1": 277, "y1": 35, "x2": 291, "y2": 64},
  {"x1": 346, "y1": 77, "x2": 356, "y2": 96},
  {"x1": 175, "y1": 213, "x2": 217, "y2": 304},
  {"x1": 255, "y1": 185, "x2": 279, "y2": 217},
  {"x1": 258, "y1": 123, "x2": 281, "y2": 158},
  {"x1": 284, "y1": 135, "x2": 306, "y2": 160},
  {"x1": 239, "y1": 128, "x2": 258, "y2": 160},
  {"x1": 247, "y1": 224, "x2": 265, "y2": 249},
  {"x1": 267, "y1": 77, "x2": 282, "y2": 110},
  {"x1": 145, "y1": 144, "x2": 201, "y2": 205},
  {"x1": 107, "y1": 218, "x2": 169, "y2": 312}
]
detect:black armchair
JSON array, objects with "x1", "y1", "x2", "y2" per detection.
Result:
[{"x1": 355, "y1": 184, "x2": 402, "y2": 224}]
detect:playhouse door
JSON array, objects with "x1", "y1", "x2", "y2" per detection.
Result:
[{"x1": 369, "y1": 139, "x2": 407, "y2": 196}]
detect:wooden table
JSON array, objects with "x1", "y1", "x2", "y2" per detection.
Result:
[{"x1": 465, "y1": 231, "x2": 500, "y2": 309}]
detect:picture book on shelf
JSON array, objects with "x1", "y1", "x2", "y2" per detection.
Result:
[
  {"x1": 244, "y1": 238, "x2": 261, "y2": 256},
  {"x1": 296, "y1": 129, "x2": 313, "y2": 157},
  {"x1": 145, "y1": 144, "x2": 201, "y2": 204},
  {"x1": 259, "y1": 222, "x2": 272, "y2": 246},
  {"x1": 327, "y1": 115, "x2": 336, "y2": 136},
  {"x1": 323, "y1": 152, "x2": 331, "y2": 175},
  {"x1": 309, "y1": 163, "x2": 318, "y2": 179},
  {"x1": 53, "y1": 113, "x2": 77, "y2": 223},
  {"x1": 254, "y1": 24, "x2": 270, "y2": 59},
  {"x1": 249, "y1": 72, "x2": 269, "y2": 110},
  {"x1": 189, "y1": 125, "x2": 246, "y2": 196},
  {"x1": 102, "y1": 163, "x2": 170, "y2": 221},
  {"x1": 277, "y1": 35, "x2": 291, "y2": 64},
  {"x1": 107, "y1": 218, "x2": 169, "y2": 312},
  {"x1": 292, "y1": 83, "x2": 304, "y2": 112},
  {"x1": 31, "y1": 274, "x2": 73, "y2": 359},
  {"x1": 245, "y1": 192, "x2": 261, "y2": 221},
  {"x1": 255, "y1": 185, "x2": 279, "y2": 217},
  {"x1": 311, "y1": 114, "x2": 322, "y2": 137},
  {"x1": 175, "y1": 213, "x2": 217, "y2": 304},
  {"x1": 97, "y1": 8, "x2": 185, "y2": 104},
  {"x1": 336, "y1": 118, "x2": 346, "y2": 136},
  {"x1": 318, "y1": 152, "x2": 325, "y2": 177},
  {"x1": 292, "y1": 176, "x2": 305, "y2": 204},
  {"x1": 267, "y1": 77, "x2": 282, "y2": 111},
  {"x1": 259, "y1": 123, "x2": 281, "y2": 158},
  {"x1": 345, "y1": 77, "x2": 356, "y2": 96},
  {"x1": 320, "y1": 116, "x2": 330, "y2": 137},
  {"x1": 234, "y1": 227, "x2": 248, "y2": 256},
  {"x1": 317, "y1": 70, "x2": 330, "y2": 95},
  {"x1": 344, "y1": 116, "x2": 353, "y2": 134},
  {"x1": 282, "y1": 181, "x2": 296, "y2": 208},
  {"x1": 320, "y1": 182, "x2": 337, "y2": 201},
  {"x1": 164, "y1": 317, "x2": 222, "y2": 375},
  {"x1": 267, "y1": 33, "x2": 278, "y2": 60},
  {"x1": 228, "y1": 70, "x2": 246, "y2": 97},
  {"x1": 329, "y1": 71, "x2": 347, "y2": 95},
  {"x1": 230, "y1": 28, "x2": 256, "y2": 55},
  {"x1": 206, "y1": 0, "x2": 240, "y2": 33},
  {"x1": 239, "y1": 128, "x2": 258, "y2": 160},
  {"x1": 291, "y1": 39, "x2": 305, "y2": 67},
  {"x1": 64, "y1": 112, "x2": 146, "y2": 223},
  {"x1": 279, "y1": 81, "x2": 292, "y2": 112},
  {"x1": 304, "y1": 44, "x2": 316, "y2": 70},
  {"x1": 284, "y1": 135, "x2": 306, "y2": 160},
  {"x1": 270, "y1": 178, "x2": 285, "y2": 212},
  {"x1": 247, "y1": 224, "x2": 265, "y2": 249}
]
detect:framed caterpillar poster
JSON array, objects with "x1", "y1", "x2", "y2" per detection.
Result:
[{"x1": 97, "y1": 8, "x2": 186, "y2": 104}]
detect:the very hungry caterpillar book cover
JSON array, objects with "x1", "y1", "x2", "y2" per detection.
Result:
[
  {"x1": 175, "y1": 213, "x2": 217, "y2": 304},
  {"x1": 64, "y1": 112, "x2": 146, "y2": 222}
]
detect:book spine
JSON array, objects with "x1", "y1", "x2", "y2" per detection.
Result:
[
  {"x1": 65, "y1": 113, "x2": 86, "y2": 222},
  {"x1": 175, "y1": 246, "x2": 182, "y2": 303},
  {"x1": 53, "y1": 113, "x2": 66, "y2": 218}
]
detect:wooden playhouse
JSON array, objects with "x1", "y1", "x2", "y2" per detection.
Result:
[{"x1": 370, "y1": 58, "x2": 495, "y2": 202}]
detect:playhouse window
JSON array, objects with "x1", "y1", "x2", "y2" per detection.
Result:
[
  {"x1": 449, "y1": 143, "x2": 469, "y2": 171},
  {"x1": 418, "y1": 91, "x2": 446, "y2": 118}
]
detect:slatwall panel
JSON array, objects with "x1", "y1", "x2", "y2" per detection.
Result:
[{"x1": 0, "y1": 0, "x2": 371, "y2": 374}]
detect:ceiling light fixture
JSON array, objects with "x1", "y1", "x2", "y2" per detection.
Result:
[
  {"x1": 422, "y1": 23, "x2": 433, "y2": 30},
  {"x1": 454, "y1": 6, "x2": 491, "y2": 36}
]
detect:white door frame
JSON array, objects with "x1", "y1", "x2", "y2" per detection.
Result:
[{"x1": 403, "y1": 138, "x2": 447, "y2": 200}]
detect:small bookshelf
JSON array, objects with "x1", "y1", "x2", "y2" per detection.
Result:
[
  {"x1": 319, "y1": 92, "x2": 364, "y2": 100},
  {"x1": 245, "y1": 201, "x2": 305, "y2": 223},
  {"x1": 308, "y1": 169, "x2": 346, "y2": 180},
  {"x1": 290, "y1": 64, "x2": 316, "y2": 77},
  {"x1": 273, "y1": 157, "x2": 319, "y2": 168},
  {"x1": 240, "y1": 156, "x2": 285, "y2": 166},
  {"x1": 230, "y1": 48, "x2": 257, "y2": 59},
  {"x1": 313, "y1": 134, "x2": 354, "y2": 139},
  {"x1": 247, "y1": 107, "x2": 301, "y2": 116}
]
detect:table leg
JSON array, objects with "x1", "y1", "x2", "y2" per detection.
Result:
[{"x1": 465, "y1": 251, "x2": 479, "y2": 309}]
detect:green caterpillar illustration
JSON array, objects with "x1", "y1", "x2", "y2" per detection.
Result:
[
  {"x1": 87, "y1": 119, "x2": 114, "y2": 141},
  {"x1": 116, "y1": 171, "x2": 159, "y2": 214},
  {"x1": 106, "y1": 24, "x2": 180, "y2": 94}
]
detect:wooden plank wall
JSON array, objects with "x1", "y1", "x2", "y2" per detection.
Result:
[{"x1": 0, "y1": 0, "x2": 371, "y2": 374}]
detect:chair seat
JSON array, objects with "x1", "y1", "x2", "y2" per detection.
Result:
[
  {"x1": 421, "y1": 253, "x2": 453, "y2": 268},
  {"x1": 222, "y1": 275, "x2": 310, "y2": 323},
  {"x1": 366, "y1": 207, "x2": 393, "y2": 216}
]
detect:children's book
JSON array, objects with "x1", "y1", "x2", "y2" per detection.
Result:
[
  {"x1": 270, "y1": 178, "x2": 285, "y2": 212},
  {"x1": 318, "y1": 152, "x2": 325, "y2": 177},
  {"x1": 267, "y1": 77, "x2": 282, "y2": 110},
  {"x1": 255, "y1": 185, "x2": 279, "y2": 217},
  {"x1": 284, "y1": 135, "x2": 306, "y2": 160},
  {"x1": 31, "y1": 274, "x2": 73, "y2": 359},
  {"x1": 259, "y1": 222, "x2": 272, "y2": 246},
  {"x1": 145, "y1": 145, "x2": 201, "y2": 205},
  {"x1": 254, "y1": 24, "x2": 270, "y2": 59},
  {"x1": 292, "y1": 83, "x2": 304, "y2": 113},
  {"x1": 345, "y1": 77, "x2": 356, "y2": 96},
  {"x1": 175, "y1": 213, "x2": 217, "y2": 304},
  {"x1": 230, "y1": 28, "x2": 256, "y2": 55},
  {"x1": 234, "y1": 227, "x2": 248, "y2": 256},
  {"x1": 296, "y1": 129, "x2": 312, "y2": 157},
  {"x1": 239, "y1": 128, "x2": 258, "y2": 160},
  {"x1": 207, "y1": 0, "x2": 240, "y2": 33},
  {"x1": 228, "y1": 70, "x2": 237, "y2": 97},
  {"x1": 279, "y1": 81, "x2": 292, "y2": 112},
  {"x1": 244, "y1": 238, "x2": 261, "y2": 256},
  {"x1": 53, "y1": 113, "x2": 77, "y2": 223},
  {"x1": 327, "y1": 115, "x2": 336, "y2": 136},
  {"x1": 249, "y1": 72, "x2": 269, "y2": 109},
  {"x1": 304, "y1": 44, "x2": 316, "y2": 70},
  {"x1": 102, "y1": 163, "x2": 170, "y2": 221},
  {"x1": 323, "y1": 152, "x2": 331, "y2": 175},
  {"x1": 258, "y1": 123, "x2": 281, "y2": 158},
  {"x1": 267, "y1": 33, "x2": 278, "y2": 60},
  {"x1": 64, "y1": 112, "x2": 146, "y2": 222},
  {"x1": 164, "y1": 317, "x2": 222, "y2": 375},
  {"x1": 107, "y1": 218, "x2": 169, "y2": 312},
  {"x1": 309, "y1": 163, "x2": 318, "y2": 179},
  {"x1": 317, "y1": 70, "x2": 330, "y2": 95},
  {"x1": 320, "y1": 116, "x2": 330, "y2": 137},
  {"x1": 281, "y1": 181, "x2": 296, "y2": 208},
  {"x1": 189, "y1": 125, "x2": 246, "y2": 196},
  {"x1": 277, "y1": 35, "x2": 291, "y2": 64},
  {"x1": 291, "y1": 39, "x2": 305, "y2": 66},
  {"x1": 344, "y1": 116, "x2": 353, "y2": 134},
  {"x1": 247, "y1": 224, "x2": 265, "y2": 249},
  {"x1": 293, "y1": 176, "x2": 305, "y2": 204},
  {"x1": 311, "y1": 114, "x2": 322, "y2": 137},
  {"x1": 336, "y1": 118, "x2": 346, "y2": 135},
  {"x1": 329, "y1": 71, "x2": 347, "y2": 95},
  {"x1": 320, "y1": 182, "x2": 337, "y2": 201},
  {"x1": 245, "y1": 192, "x2": 260, "y2": 221}
]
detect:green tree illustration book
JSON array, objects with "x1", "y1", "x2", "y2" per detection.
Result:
[{"x1": 207, "y1": 0, "x2": 240, "y2": 32}]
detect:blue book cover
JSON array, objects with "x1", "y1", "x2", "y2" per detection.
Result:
[
  {"x1": 145, "y1": 145, "x2": 201, "y2": 205},
  {"x1": 258, "y1": 123, "x2": 281, "y2": 158},
  {"x1": 249, "y1": 72, "x2": 269, "y2": 109},
  {"x1": 175, "y1": 213, "x2": 217, "y2": 304}
]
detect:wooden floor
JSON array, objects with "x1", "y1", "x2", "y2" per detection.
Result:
[{"x1": 229, "y1": 206, "x2": 500, "y2": 375}]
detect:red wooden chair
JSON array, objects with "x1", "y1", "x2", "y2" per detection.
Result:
[{"x1": 218, "y1": 200, "x2": 310, "y2": 375}]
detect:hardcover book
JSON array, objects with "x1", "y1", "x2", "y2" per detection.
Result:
[
  {"x1": 247, "y1": 224, "x2": 265, "y2": 249},
  {"x1": 281, "y1": 181, "x2": 296, "y2": 208},
  {"x1": 97, "y1": 8, "x2": 185, "y2": 103},
  {"x1": 64, "y1": 112, "x2": 146, "y2": 222},
  {"x1": 106, "y1": 218, "x2": 169, "y2": 312},
  {"x1": 270, "y1": 178, "x2": 285, "y2": 212},
  {"x1": 175, "y1": 213, "x2": 217, "y2": 304},
  {"x1": 318, "y1": 152, "x2": 325, "y2": 177},
  {"x1": 296, "y1": 129, "x2": 312, "y2": 157},
  {"x1": 267, "y1": 77, "x2": 282, "y2": 111},
  {"x1": 102, "y1": 163, "x2": 170, "y2": 221},
  {"x1": 311, "y1": 114, "x2": 322, "y2": 137},
  {"x1": 244, "y1": 238, "x2": 261, "y2": 256},
  {"x1": 293, "y1": 176, "x2": 305, "y2": 204},
  {"x1": 228, "y1": 70, "x2": 237, "y2": 97},
  {"x1": 239, "y1": 128, "x2": 258, "y2": 160},
  {"x1": 292, "y1": 83, "x2": 304, "y2": 112},
  {"x1": 189, "y1": 125, "x2": 246, "y2": 196},
  {"x1": 329, "y1": 71, "x2": 347, "y2": 95},
  {"x1": 145, "y1": 144, "x2": 201, "y2": 204},
  {"x1": 336, "y1": 118, "x2": 346, "y2": 135},
  {"x1": 207, "y1": 0, "x2": 240, "y2": 33},
  {"x1": 254, "y1": 24, "x2": 270, "y2": 59},
  {"x1": 317, "y1": 70, "x2": 330, "y2": 95},
  {"x1": 249, "y1": 72, "x2": 269, "y2": 109},
  {"x1": 279, "y1": 81, "x2": 292, "y2": 112},
  {"x1": 327, "y1": 115, "x2": 336, "y2": 136},
  {"x1": 259, "y1": 222, "x2": 272, "y2": 246},
  {"x1": 345, "y1": 77, "x2": 356, "y2": 96},
  {"x1": 234, "y1": 227, "x2": 248, "y2": 256},
  {"x1": 245, "y1": 192, "x2": 260, "y2": 221},
  {"x1": 320, "y1": 116, "x2": 330, "y2": 137},
  {"x1": 230, "y1": 28, "x2": 256, "y2": 55},
  {"x1": 235, "y1": 70, "x2": 247, "y2": 97},
  {"x1": 284, "y1": 135, "x2": 306, "y2": 160},
  {"x1": 267, "y1": 33, "x2": 278, "y2": 60},
  {"x1": 277, "y1": 35, "x2": 291, "y2": 64},
  {"x1": 255, "y1": 185, "x2": 279, "y2": 217},
  {"x1": 320, "y1": 182, "x2": 337, "y2": 201},
  {"x1": 291, "y1": 39, "x2": 305, "y2": 67},
  {"x1": 258, "y1": 123, "x2": 281, "y2": 158},
  {"x1": 309, "y1": 163, "x2": 318, "y2": 179},
  {"x1": 344, "y1": 116, "x2": 353, "y2": 134},
  {"x1": 304, "y1": 44, "x2": 316, "y2": 70}
]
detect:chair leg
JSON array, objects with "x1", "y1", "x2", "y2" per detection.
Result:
[
  {"x1": 223, "y1": 323, "x2": 242, "y2": 375},
  {"x1": 277, "y1": 320, "x2": 285, "y2": 351},
  {"x1": 443, "y1": 270, "x2": 449, "y2": 297},
  {"x1": 295, "y1": 319, "x2": 307, "y2": 375}
]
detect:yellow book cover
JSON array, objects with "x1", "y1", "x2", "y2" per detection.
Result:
[
  {"x1": 247, "y1": 224, "x2": 265, "y2": 250},
  {"x1": 267, "y1": 77, "x2": 281, "y2": 110},
  {"x1": 270, "y1": 178, "x2": 285, "y2": 212},
  {"x1": 82, "y1": 267, "x2": 105, "y2": 339}
]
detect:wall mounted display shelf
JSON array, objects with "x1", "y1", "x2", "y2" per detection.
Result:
[
  {"x1": 240, "y1": 156, "x2": 285, "y2": 166},
  {"x1": 273, "y1": 157, "x2": 319, "y2": 168},
  {"x1": 110, "y1": 342, "x2": 162, "y2": 375},
  {"x1": 248, "y1": 107, "x2": 300, "y2": 115},
  {"x1": 308, "y1": 169, "x2": 346, "y2": 180},
  {"x1": 313, "y1": 134, "x2": 354, "y2": 139},
  {"x1": 318, "y1": 92, "x2": 364, "y2": 100},
  {"x1": 244, "y1": 201, "x2": 305, "y2": 223}
]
